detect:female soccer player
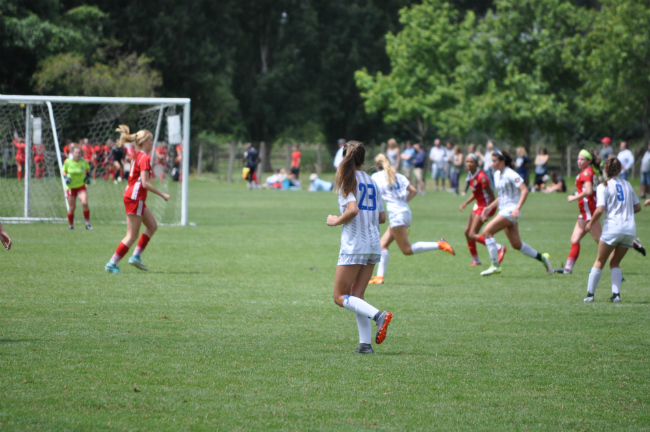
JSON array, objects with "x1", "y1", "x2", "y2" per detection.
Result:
[
  {"x1": 110, "y1": 140, "x2": 126, "y2": 183},
  {"x1": 62, "y1": 146, "x2": 92, "y2": 230},
  {"x1": 327, "y1": 141, "x2": 392, "y2": 354},
  {"x1": 583, "y1": 158, "x2": 642, "y2": 302},
  {"x1": 479, "y1": 150, "x2": 553, "y2": 276},
  {"x1": 368, "y1": 154, "x2": 455, "y2": 285},
  {"x1": 14, "y1": 138, "x2": 25, "y2": 180},
  {"x1": 460, "y1": 154, "x2": 506, "y2": 266},
  {"x1": 105, "y1": 125, "x2": 170, "y2": 274}
]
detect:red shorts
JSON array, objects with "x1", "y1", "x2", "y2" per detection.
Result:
[
  {"x1": 34, "y1": 156, "x2": 45, "y2": 164},
  {"x1": 472, "y1": 203, "x2": 497, "y2": 217},
  {"x1": 124, "y1": 197, "x2": 146, "y2": 216},
  {"x1": 16, "y1": 157, "x2": 25, "y2": 165},
  {"x1": 65, "y1": 185, "x2": 87, "y2": 198},
  {"x1": 579, "y1": 201, "x2": 597, "y2": 222}
]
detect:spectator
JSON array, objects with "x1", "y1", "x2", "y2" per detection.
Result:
[
  {"x1": 333, "y1": 138, "x2": 345, "y2": 169},
  {"x1": 483, "y1": 140, "x2": 496, "y2": 186},
  {"x1": 617, "y1": 141, "x2": 634, "y2": 181},
  {"x1": 265, "y1": 169, "x2": 285, "y2": 188},
  {"x1": 543, "y1": 172, "x2": 567, "y2": 193},
  {"x1": 400, "y1": 141, "x2": 415, "y2": 183},
  {"x1": 243, "y1": 143, "x2": 260, "y2": 189},
  {"x1": 386, "y1": 138, "x2": 400, "y2": 169},
  {"x1": 429, "y1": 139, "x2": 446, "y2": 190},
  {"x1": 534, "y1": 148, "x2": 549, "y2": 191},
  {"x1": 413, "y1": 143, "x2": 426, "y2": 195},
  {"x1": 445, "y1": 141, "x2": 454, "y2": 190},
  {"x1": 449, "y1": 145, "x2": 464, "y2": 195},
  {"x1": 291, "y1": 145, "x2": 301, "y2": 179},
  {"x1": 599, "y1": 136, "x2": 614, "y2": 162},
  {"x1": 515, "y1": 146, "x2": 532, "y2": 189},
  {"x1": 308, "y1": 173, "x2": 334, "y2": 192},
  {"x1": 640, "y1": 142, "x2": 650, "y2": 198}
]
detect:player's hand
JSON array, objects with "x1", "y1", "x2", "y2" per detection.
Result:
[
  {"x1": 460, "y1": 203, "x2": 466, "y2": 211},
  {"x1": 480, "y1": 208, "x2": 490, "y2": 221},
  {"x1": 162, "y1": 193, "x2": 170, "y2": 202},
  {"x1": 511, "y1": 208, "x2": 520, "y2": 219},
  {"x1": 0, "y1": 231, "x2": 11, "y2": 250},
  {"x1": 326, "y1": 215, "x2": 338, "y2": 226},
  {"x1": 645, "y1": 199, "x2": 650, "y2": 207},
  {"x1": 567, "y1": 195, "x2": 575, "y2": 203},
  {"x1": 64, "y1": 176, "x2": 71, "y2": 185},
  {"x1": 585, "y1": 222, "x2": 592, "y2": 232}
]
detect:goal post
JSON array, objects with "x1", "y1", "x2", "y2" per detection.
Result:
[{"x1": 0, "y1": 95, "x2": 190, "y2": 226}]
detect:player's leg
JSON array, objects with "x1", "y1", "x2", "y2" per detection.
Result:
[
  {"x1": 393, "y1": 225, "x2": 455, "y2": 257},
  {"x1": 465, "y1": 213, "x2": 484, "y2": 265},
  {"x1": 350, "y1": 262, "x2": 392, "y2": 347},
  {"x1": 584, "y1": 241, "x2": 616, "y2": 301},
  {"x1": 504, "y1": 224, "x2": 552, "y2": 274},
  {"x1": 480, "y1": 215, "x2": 511, "y2": 274},
  {"x1": 472, "y1": 210, "x2": 505, "y2": 263},
  {"x1": 560, "y1": 219, "x2": 588, "y2": 274},
  {"x1": 66, "y1": 194, "x2": 76, "y2": 229},
  {"x1": 78, "y1": 190, "x2": 92, "y2": 230},
  {"x1": 608, "y1": 245, "x2": 629, "y2": 302},
  {"x1": 129, "y1": 207, "x2": 157, "y2": 271},
  {"x1": 106, "y1": 213, "x2": 142, "y2": 273},
  {"x1": 370, "y1": 227, "x2": 394, "y2": 284}
]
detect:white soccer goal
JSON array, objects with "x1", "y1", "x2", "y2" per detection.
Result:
[{"x1": 0, "y1": 95, "x2": 190, "y2": 225}]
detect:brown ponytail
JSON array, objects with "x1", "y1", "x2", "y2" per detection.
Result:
[
  {"x1": 115, "y1": 124, "x2": 153, "y2": 150},
  {"x1": 603, "y1": 157, "x2": 622, "y2": 183},
  {"x1": 374, "y1": 153, "x2": 396, "y2": 186},
  {"x1": 335, "y1": 141, "x2": 365, "y2": 197}
]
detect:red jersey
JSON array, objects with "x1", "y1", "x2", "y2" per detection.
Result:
[
  {"x1": 124, "y1": 151, "x2": 152, "y2": 201},
  {"x1": 468, "y1": 169, "x2": 491, "y2": 208},
  {"x1": 33, "y1": 144, "x2": 45, "y2": 161},
  {"x1": 291, "y1": 150, "x2": 301, "y2": 168},
  {"x1": 576, "y1": 166, "x2": 597, "y2": 215},
  {"x1": 14, "y1": 139, "x2": 26, "y2": 160},
  {"x1": 63, "y1": 144, "x2": 71, "y2": 158},
  {"x1": 82, "y1": 144, "x2": 94, "y2": 162},
  {"x1": 155, "y1": 146, "x2": 168, "y2": 164}
]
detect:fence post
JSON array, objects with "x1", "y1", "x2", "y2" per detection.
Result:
[
  {"x1": 227, "y1": 141, "x2": 236, "y2": 183},
  {"x1": 285, "y1": 142, "x2": 291, "y2": 171},
  {"x1": 197, "y1": 141, "x2": 204, "y2": 176},
  {"x1": 566, "y1": 146, "x2": 571, "y2": 180},
  {"x1": 316, "y1": 142, "x2": 322, "y2": 176},
  {"x1": 211, "y1": 145, "x2": 217, "y2": 173}
]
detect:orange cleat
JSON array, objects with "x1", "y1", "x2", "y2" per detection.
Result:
[
  {"x1": 374, "y1": 311, "x2": 392, "y2": 344},
  {"x1": 470, "y1": 262, "x2": 481, "y2": 266},
  {"x1": 368, "y1": 276, "x2": 384, "y2": 285},
  {"x1": 498, "y1": 245, "x2": 507, "y2": 264},
  {"x1": 438, "y1": 238, "x2": 455, "y2": 256}
]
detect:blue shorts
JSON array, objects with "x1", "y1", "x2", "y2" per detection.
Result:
[{"x1": 641, "y1": 172, "x2": 650, "y2": 186}]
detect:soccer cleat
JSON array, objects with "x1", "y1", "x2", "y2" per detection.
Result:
[
  {"x1": 438, "y1": 238, "x2": 455, "y2": 256},
  {"x1": 128, "y1": 255, "x2": 149, "y2": 271},
  {"x1": 583, "y1": 294, "x2": 594, "y2": 302},
  {"x1": 355, "y1": 343, "x2": 375, "y2": 354},
  {"x1": 498, "y1": 245, "x2": 507, "y2": 264},
  {"x1": 611, "y1": 294, "x2": 621, "y2": 303},
  {"x1": 554, "y1": 268, "x2": 570, "y2": 274},
  {"x1": 541, "y1": 253, "x2": 553, "y2": 275},
  {"x1": 470, "y1": 262, "x2": 481, "y2": 266},
  {"x1": 69, "y1": 225, "x2": 74, "y2": 230},
  {"x1": 105, "y1": 262, "x2": 120, "y2": 274},
  {"x1": 368, "y1": 276, "x2": 384, "y2": 285},
  {"x1": 85, "y1": 224, "x2": 93, "y2": 231},
  {"x1": 480, "y1": 265, "x2": 502, "y2": 276},
  {"x1": 633, "y1": 238, "x2": 646, "y2": 257},
  {"x1": 374, "y1": 311, "x2": 392, "y2": 344}
]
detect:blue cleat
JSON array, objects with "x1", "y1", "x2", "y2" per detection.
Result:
[
  {"x1": 128, "y1": 255, "x2": 149, "y2": 271},
  {"x1": 105, "y1": 262, "x2": 120, "y2": 274}
]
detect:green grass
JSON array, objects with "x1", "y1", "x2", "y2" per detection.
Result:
[{"x1": 1, "y1": 176, "x2": 649, "y2": 431}]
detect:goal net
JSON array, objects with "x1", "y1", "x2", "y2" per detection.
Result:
[{"x1": 0, "y1": 96, "x2": 190, "y2": 225}]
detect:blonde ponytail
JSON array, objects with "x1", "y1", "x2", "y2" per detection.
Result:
[
  {"x1": 335, "y1": 141, "x2": 365, "y2": 197},
  {"x1": 115, "y1": 124, "x2": 153, "y2": 150},
  {"x1": 374, "y1": 153, "x2": 396, "y2": 186}
]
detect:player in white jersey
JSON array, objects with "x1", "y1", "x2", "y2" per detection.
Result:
[
  {"x1": 479, "y1": 150, "x2": 553, "y2": 276},
  {"x1": 326, "y1": 141, "x2": 392, "y2": 354},
  {"x1": 583, "y1": 158, "x2": 642, "y2": 302},
  {"x1": 367, "y1": 154, "x2": 455, "y2": 285}
]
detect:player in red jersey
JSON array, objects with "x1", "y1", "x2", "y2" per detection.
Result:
[
  {"x1": 555, "y1": 149, "x2": 645, "y2": 274},
  {"x1": 92, "y1": 142, "x2": 104, "y2": 181},
  {"x1": 62, "y1": 140, "x2": 74, "y2": 160},
  {"x1": 33, "y1": 142, "x2": 46, "y2": 179},
  {"x1": 81, "y1": 139, "x2": 94, "y2": 165},
  {"x1": 460, "y1": 154, "x2": 506, "y2": 266},
  {"x1": 155, "y1": 142, "x2": 169, "y2": 183},
  {"x1": 105, "y1": 125, "x2": 170, "y2": 274},
  {"x1": 14, "y1": 138, "x2": 26, "y2": 180}
]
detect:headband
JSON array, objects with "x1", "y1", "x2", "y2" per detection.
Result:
[
  {"x1": 579, "y1": 149, "x2": 593, "y2": 160},
  {"x1": 466, "y1": 153, "x2": 479, "y2": 162}
]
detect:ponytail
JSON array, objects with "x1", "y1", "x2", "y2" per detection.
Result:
[
  {"x1": 493, "y1": 149, "x2": 514, "y2": 169},
  {"x1": 335, "y1": 141, "x2": 365, "y2": 197},
  {"x1": 603, "y1": 157, "x2": 622, "y2": 184},
  {"x1": 115, "y1": 124, "x2": 153, "y2": 150},
  {"x1": 374, "y1": 153, "x2": 396, "y2": 186}
]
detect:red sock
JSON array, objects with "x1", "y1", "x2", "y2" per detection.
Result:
[
  {"x1": 565, "y1": 243, "x2": 580, "y2": 272},
  {"x1": 110, "y1": 242, "x2": 130, "y2": 264},
  {"x1": 134, "y1": 233, "x2": 151, "y2": 257},
  {"x1": 477, "y1": 235, "x2": 486, "y2": 245},
  {"x1": 83, "y1": 210, "x2": 90, "y2": 223},
  {"x1": 67, "y1": 213, "x2": 74, "y2": 226},
  {"x1": 18, "y1": 170, "x2": 22, "y2": 181},
  {"x1": 468, "y1": 240, "x2": 480, "y2": 263},
  {"x1": 35, "y1": 168, "x2": 40, "y2": 179}
]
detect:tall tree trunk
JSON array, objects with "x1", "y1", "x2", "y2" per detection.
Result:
[{"x1": 643, "y1": 99, "x2": 650, "y2": 147}]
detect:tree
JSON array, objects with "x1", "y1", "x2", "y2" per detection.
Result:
[
  {"x1": 454, "y1": 0, "x2": 581, "y2": 150},
  {"x1": 566, "y1": 0, "x2": 650, "y2": 145},
  {"x1": 355, "y1": 0, "x2": 473, "y2": 144}
]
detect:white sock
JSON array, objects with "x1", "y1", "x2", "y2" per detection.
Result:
[
  {"x1": 377, "y1": 250, "x2": 389, "y2": 277},
  {"x1": 519, "y1": 242, "x2": 538, "y2": 259},
  {"x1": 485, "y1": 237, "x2": 499, "y2": 265},
  {"x1": 611, "y1": 267, "x2": 622, "y2": 295},
  {"x1": 355, "y1": 313, "x2": 372, "y2": 344},
  {"x1": 411, "y1": 241, "x2": 439, "y2": 254},
  {"x1": 588, "y1": 267, "x2": 602, "y2": 295},
  {"x1": 343, "y1": 296, "x2": 380, "y2": 320}
]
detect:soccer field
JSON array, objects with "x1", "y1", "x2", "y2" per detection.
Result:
[{"x1": 2, "y1": 177, "x2": 649, "y2": 431}]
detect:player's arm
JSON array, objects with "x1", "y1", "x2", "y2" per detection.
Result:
[
  {"x1": 327, "y1": 201, "x2": 359, "y2": 226},
  {"x1": 460, "y1": 193, "x2": 475, "y2": 211},
  {"x1": 644, "y1": 199, "x2": 650, "y2": 207},
  {"x1": 406, "y1": 184, "x2": 417, "y2": 202},
  {"x1": 511, "y1": 182, "x2": 529, "y2": 219},
  {"x1": 140, "y1": 169, "x2": 170, "y2": 201},
  {"x1": 378, "y1": 211, "x2": 386, "y2": 224},
  {"x1": 585, "y1": 206, "x2": 605, "y2": 232},
  {"x1": 633, "y1": 203, "x2": 642, "y2": 214},
  {"x1": 0, "y1": 221, "x2": 11, "y2": 250},
  {"x1": 568, "y1": 180, "x2": 592, "y2": 203}
]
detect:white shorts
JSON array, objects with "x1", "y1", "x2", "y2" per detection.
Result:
[
  {"x1": 498, "y1": 207, "x2": 520, "y2": 224},
  {"x1": 337, "y1": 253, "x2": 381, "y2": 266},
  {"x1": 389, "y1": 211, "x2": 412, "y2": 228},
  {"x1": 600, "y1": 232, "x2": 635, "y2": 248}
]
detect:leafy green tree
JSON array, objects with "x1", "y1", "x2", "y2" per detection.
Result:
[
  {"x1": 566, "y1": 0, "x2": 650, "y2": 145},
  {"x1": 355, "y1": 0, "x2": 473, "y2": 143}
]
